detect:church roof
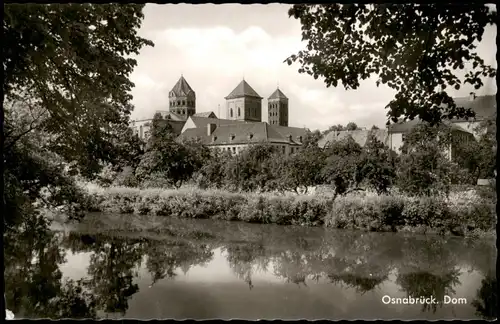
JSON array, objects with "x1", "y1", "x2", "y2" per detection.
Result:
[
  {"x1": 170, "y1": 75, "x2": 195, "y2": 97},
  {"x1": 318, "y1": 129, "x2": 390, "y2": 149},
  {"x1": 177, "y1": 121, "x2": 306, "y2": 146},
  {"x1": 189, "y1": 116, "x2": 246, "y2": 130},
  {"x1": 225, "y1": 80, "x2": 262, "y2": 100},
  {"x1": 155, "y1": 110, "x2": 185, "y2": 121},
  {"x1": 268, "y1": 88, "x2": 288, "y2": 100},
  {"x1": 192, "y1": 111, "x2": 217, "y2": 118}
]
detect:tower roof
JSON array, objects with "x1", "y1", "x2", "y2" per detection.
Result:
[
  {"x1": 170, "y1": 75, "x2": 195, "y2": 97},
  {"x1": 268, "y1": 88, "x2": 288, "y2": 100},
  {"x1": 225, "y1": 80, "x2": 262, "y2": 100}
]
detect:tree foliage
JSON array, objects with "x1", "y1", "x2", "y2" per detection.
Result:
[
  {"x1": 136, "y1": 115, "x2": 202, "y2": 189},
  {"x1": 453, "y1": 113, "x2": 497, "y2": 180},
  {"x1": 396, "y1": 123, "x2": 454, "y2": 196},
  {"x1": 3, "y1": 3, "x2": 154, "y2": 178},
  {"x1": 225, "y1": 144, "x2": 280, "y2": 192},
  {"x1": 346, "y1": 122, "x2": 359, "y2": 131},
  {"x1": 359, "y1": 134, "x2": 397, "y2": 194},
  {"x1": 286, "y1": 4, "x2": 497, "y2": 125},
  {"x1": 322, "y1": 137, "x2": 365, "y2": 196},
  {"x1": 280, "y1": 146, "x2": 325, "y2": 194}
]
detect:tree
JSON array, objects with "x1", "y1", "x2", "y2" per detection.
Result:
[
  {"x1": 396, "y1": 123, "x2": 454, "y2": 196},
  {"x1": 322, "y1": 136, "x2": 365, "y2": 196},
  {"x1": 3, "y1": 4, "x2": 153, "y2": 228},
  {"x1": 346, "y1": 122, "x2": 359, "y2": 131},
  {"x1": 371, "y1": 125, "x2": 380, "y2": 130},
  {"x1": 286, "y1": 4, "x2": 497, "y2": 125},
  {"x1": 322, "y1": 124, "x2": 345, "y2": 136},
  {"x1": 3, "y1": 4, "x2": 154, "y2": 178},
  {"x1": 226, "y1": 143, "x2": 279, "y2": 192},
  {"x1": 280, "y1": 145, "x2": 325, "y2": 194},
  {"x1": 195, "y1": 149, "x2": 233, "y2": 189},
  {"x1": 454, "y1": 113, "x2": 497, "y2": 181},
  {"x1": 136, "y1": 114, "x2": 200, "y2": 189},
  {"x1": 360, "y1": 134, "x2": 397, "y2": 194},
  {"x1": 302, "y1": 129, "x2": 322, "y2": 148}
]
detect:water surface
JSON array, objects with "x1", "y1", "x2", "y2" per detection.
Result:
[{"x1": 4, "y1": 215, "x2": 497, "y2": 320}]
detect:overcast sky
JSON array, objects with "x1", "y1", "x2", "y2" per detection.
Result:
[{"x1": 129, "y1": 4, "x2": 497, "y2": 131}]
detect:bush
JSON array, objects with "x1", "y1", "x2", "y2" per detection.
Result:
[
  {"x1": 113, "y1": 166, "x2": 139, "y2": 187},
  {"x1": 82, "y1": 185, "x2": 495, "y2": 236}
]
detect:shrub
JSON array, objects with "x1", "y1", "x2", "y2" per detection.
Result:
[{"x1": 82, "y1": 185, "x2": 495, "y2": 236}]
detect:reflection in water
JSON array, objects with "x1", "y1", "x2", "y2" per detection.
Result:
[
  {"x1": 471, "y1": 276, "x2": 498, "y2": 320},
  {"x1": 396, "y1": 270, "x2": 461, "y2": 313},
  {"x1": 4, "y1": 216, "x2": 97, "y2": 319},
  {"x1": 4, "y1": 216, "x2": 497, "y2": 319}
]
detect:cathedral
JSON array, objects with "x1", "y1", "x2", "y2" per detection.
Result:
[{"x1": 131, "y1": 75, "x2": 306, "y2": 155}]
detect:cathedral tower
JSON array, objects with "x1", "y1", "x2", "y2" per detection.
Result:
[
  {"x1": 224, "y1": 79, "x2": 263, "y2": 122},
  {"x1": 268, "y1": 87, "x2": 288, "y2": 126},
  {"x1": 169, "y1": 75, "x2": 196, "y2": 119}
]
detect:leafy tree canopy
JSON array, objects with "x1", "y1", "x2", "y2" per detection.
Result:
[
  {"x1": 3, "y1": 4, "x2": 154, "y2": 178},
  {"x1": 286, "y1": 4, "x2": 496, "y2": 125}
]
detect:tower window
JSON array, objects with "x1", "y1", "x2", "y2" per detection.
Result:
[
  {"x1": 182, "y1": 100, "x2": 185, "y2": 106},
  {"x1": 238, "y1": 107, "x2": 241, "y2": 117},
  {"x1": 177, "y1": 101, "x2": 181, "y2": 106},
  {"x1": 230, "y1": 108, "x2": 233, "y2": 117}
]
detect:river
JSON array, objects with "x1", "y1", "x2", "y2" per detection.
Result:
[{"x1": 4, "y1": 214, "x2": 497, "y2": 320}]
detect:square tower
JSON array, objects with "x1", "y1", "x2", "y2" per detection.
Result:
[
  {"x1": 169, "y1": 75, "x2": 196, "y2": 120},
  {"x1": 224, "y1": 79, "x2": 263, "y2": 122},
  {"x1": 268, "y1": 88, "x2": 289, "y2": 126}
]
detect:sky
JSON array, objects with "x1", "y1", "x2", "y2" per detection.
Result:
[{"x1": 129, "y1": 4, "x2": 497, "y2": 131}]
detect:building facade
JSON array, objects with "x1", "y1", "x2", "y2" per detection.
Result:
[
  {"x1": 168, "y1": 75, "x2": 196, "y2": 119},
  {"x1": 386, "y1": 94, "x2": 495, "y2": 161},
  {"x1": 131, "y1": 77, "x2": 303, "y2": 154},
  {"x1": 178, "y1": 118, "x2": 306, "y2": 156},
  {"x1": 225, "y1": 79, "x2": 263, "y2": 123}
]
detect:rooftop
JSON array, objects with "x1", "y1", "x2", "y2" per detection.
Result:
[
  {"x1": 387, "y1": 95, "x2": 496, "y2": 133},
  {"x1": 318, "y1": 129, "x2": 390, "y2": 148},
  {"x1": 170, "y1": 75, "x2": 195, "y2": 97},
  {"x1": 225, "y1": 79, "x2": 263, "y2": 100},
  {"x1": 268, "y1": 88, "x2": 288, "y2": 100},
  {"x1": 178, "y1": 121, "x2": 307, "y2": 146}
]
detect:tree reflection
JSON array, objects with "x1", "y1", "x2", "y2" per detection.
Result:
[
  {"x1": 223, "y1": 242, "x2": 267, "y2": 290},
  {"x1": 396, "y1": 236, "x2": 462, "y2": 313},
  {"x1": 471, "y1": 276, "x2": 497, "y2": 320},
  {"x1": 144, "y1": 240, "x2": 214, "y2": 287},
  {"x1": 4, "y1": 216, "x2": 97, "y2": 319},
  {"x1": 84, "y1": 237, "x2": 144, "y2": 315},
  {"x1": 396, "y1": 270, "x2": 461, "y2": 313}
]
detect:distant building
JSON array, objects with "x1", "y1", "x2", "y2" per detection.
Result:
[
  {"x1": 318, "y1": 129, "x2": 389, "y2": 149},
  {"x1": 132, "y1": 77, "x2": 303, "y2": 153},
  {"x1": 130, "y1": 114, "x2": 186, "y2": 142},
  {"x1": 386, "y1": 94, "x2": 495, "y2": 161},
  {"x1": 177, "y1": 118, "x2": 307, "y2": 155}
]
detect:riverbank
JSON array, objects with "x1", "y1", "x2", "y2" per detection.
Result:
[{"x1": 81, "y1": 184, "x2": 496, "y2": 237}]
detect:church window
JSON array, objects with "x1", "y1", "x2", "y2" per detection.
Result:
[
  {"x1": 230, "y1": 108, "x2": 233, "y2": 117},
  {"x1": 232, "y1": 147, "x2": 236, "y2": 154},
  {"x1": 238, "y1": 107, "x2": 241, "y2": 117},
  {"x1": 177, "y1": 100, "x2": 181, "y2": 106}
]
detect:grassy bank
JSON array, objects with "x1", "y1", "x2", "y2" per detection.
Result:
[{"x1": 82, "y1": 184, "x2": 496, "y2": 237}]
